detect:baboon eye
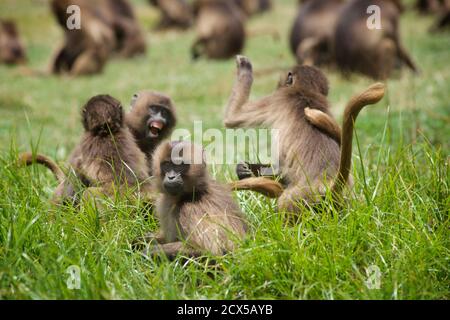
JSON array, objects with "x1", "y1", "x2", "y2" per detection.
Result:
[
  {"x1": 286, "y1": 72, "x2": 294, "y2": 85},
  {"x1": 130, "y1": 94, "x2": 139, "y2": 109}
]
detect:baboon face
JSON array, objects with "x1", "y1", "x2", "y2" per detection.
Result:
[
  {"x1": 153, "y1": 141, "x2": 207, "y2": 196},
  {"x1": 279, "y1": 65, "x2": 329, "y2": 96},
  {"x1": 127, "y1": 91, "x2": 176, "y2": 141},
  {"x1": 0, "y1": 21, "x2": 26, "y2": 64},
  {"x1": 82, "y1": 95, "x2": 124, "y2": 136}
]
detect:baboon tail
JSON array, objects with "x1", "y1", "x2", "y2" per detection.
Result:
[
  {"x1": 332, "y1": 83, "x2": 385, "y2": 195},
  {"x1": 228, "y1": 177, "x2": 284, "y2": 198},
  {"x1": 18, "y1": 152, "x2": 66, "y2": 183}
]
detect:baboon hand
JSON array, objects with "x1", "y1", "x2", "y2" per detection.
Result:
[
  {"x1": 236, "y1": 161, "x2": 254, "y2": 180},
  {"x1": 236, "y1": 55, "x2": 253, "y2": 81}
]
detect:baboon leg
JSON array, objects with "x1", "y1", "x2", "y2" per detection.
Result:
[
  {"x1": 191, "y1": 38, "x2": 207, "y2": 60},
  {"x1": 71, "y1": 50, "x2": 103, "y2": 76},
  {"x1": 51, "y1": 45, "x2": 70, "y2": 73},
  {"x1": 277, "y1": 182, "x2": 325, "y2": 214},
  {"x1": 396, "y1": 42, "x2": 419, "y2": 73},
  {"x1": 296, "y1": 36, "x2": 322, "y2": 65},
  {"x1": 143, "y1": 241, "x2": 202, "y2": 259},
  {"x1": 376, "y1": 38, "x2": 397, "y2": 80}
]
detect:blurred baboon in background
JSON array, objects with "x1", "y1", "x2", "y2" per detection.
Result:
[
  {"x1": 289, "y1": 0, "x2": 344, "y2": 66},
  {"x1": 334, "y1": 0, "x2": 418, "y2": 79},
  {"x1": 50, "y1": 0, "x2": 115, "y2": 75},
  {"x1": 191, "y1": 0, "x2": 245, "y2": 60},
  {"x1": 431, "y1": 0, "x2": 450, "y2": 30},
  {"x1": 0, "y1": 20, "x2": 26, "y2": 65},
  {"x1": 103, "y1": 0, "x2": 147, "y2": 57},
  {"x1": 233, "y1": 0, "x2": 272, "y2": 16},
  {"x1": 149, "y1": 0, "x2": 194, "y2": 30},
  {"x1": 415, "y1": 0, "x2": 444, "y2": 13}
]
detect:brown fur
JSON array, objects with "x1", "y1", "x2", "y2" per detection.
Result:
[
  {"x1": 191, "y1": 0, "x2": 246, "y2": 60},
  {"x1": 149, "y1": 0, "x2": 194, "y2": 30},
  {"x1": 224, "y1": 56, "x2": 385, "y2": 214},
  {"x1": 139, "y1": 141, "x2": 247, "y2": 259},
  {"x1": 103, "y1": 0, "x2": 147, "y2": 57},
  {"x1": 20, "y1": 95, "x2": 153, "y2": 204},
  {"x1": 50, "y1": 0, "x2": 116, "y2": 75},
  {"x1": 416, "y1": 0, "x2": 444, "y2": 14},
  {"x1": 289, "y1": 0, "x2": 344, "y2": 66},
  {"x1": 0, "y1": 20, "x2": 26, "y2": 65},
  {"x1": 125, "y1": 91, "x2": 177, "y2": 175},
  {"x1": 334, "y1": 0, "x2": 418, "y2": 79},
  {"x1": 233, "y1": 0, "x2": 272, "y2": 16}
]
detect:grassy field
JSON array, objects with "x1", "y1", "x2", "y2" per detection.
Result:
[{"x1": 0, "y1": 0, "x2": 449, "y2": 299}]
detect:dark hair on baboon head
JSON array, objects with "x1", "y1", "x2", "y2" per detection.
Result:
[{"x1": 82, "y1": 95, "x2": 124, "y2": 136}]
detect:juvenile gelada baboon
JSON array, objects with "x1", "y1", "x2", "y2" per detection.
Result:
[
  {"x1": 0, "y1": 20, "x2": 26, "y2": 65},
  {"x1": 50, "y1": 0, "x2": 116, "y2": 75},
  {"x1": 125, "y1": 91, "x2": 177, "y2": 175},
  {"x1": 224, "y1": 56, "x2": 385, "y2": 214},
  {"x1": 138, "y1": 141, "x2": 247, "y2": 259},
  {"x1": 334, "y1": 0, "x2": 418, "y2": 79},
  {"x1": 20, "y1": 95, "x2": 153, "y2": 205},
  {"x1": 289, "y1": 0, "x2": 345, "y2": 66},
  {"x1": 191, "y1": 0, "x2": 246, "y2": 60},
  {"x1": 149, "y1": 0, "x2": 194, "y2": 30}
]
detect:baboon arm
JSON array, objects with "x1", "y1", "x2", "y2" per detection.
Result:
[
  {"x1": 224, "y1": 55, "x2": 273, "y2": 128},
  {"x1": 143, "y1": 241, "x2": 202, "y2": 259},
  {"x1": 397, "y1": 43, "x2": 419, "y2": 73},
  {"x1": 304, "y1": 107, "x2": 342, "y2": 145}
]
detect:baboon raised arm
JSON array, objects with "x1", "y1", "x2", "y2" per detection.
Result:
[{"x1": 224, "y1": 56, "x2": 385, "y2": 214}]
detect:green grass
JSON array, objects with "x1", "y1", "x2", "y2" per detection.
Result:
[{"x1": 0, "y1": 0, "x2": 449, "y2": 299}]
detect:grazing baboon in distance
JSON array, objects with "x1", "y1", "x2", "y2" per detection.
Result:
[
  {"x1": 149, "y1": 0, "x2": 194, "y2": 30},
  {"x1": 50, "y1": 0, "x2": 116, "y2": 75},
  {"x1": 289, "y1": 0, "x2": 344, "y2": 66},
  {"x1": 20, "y1": 95, "x2": 153, "y2": 204},
  {"x1": 138, "y1": 141, "x2": 247, "y2": 259},
  {"x1": 234, "y1": 0, "x2": 272, "y2": 16},
  {"x1": 224, "y1": 56, "x2": 385, "y2": 214},
  {"x1": 0, "y1": 20, "x2": 26, "y2": 64},
  {"x1": 125, "y1": 91, "x2": 177, "y2": 175},
  {"x1": 191, "y1": 0, "x2": 246, "y2": 60},
  {"x1": 104, "y1": 0, "x2": 147, "y2": 57},
  {"x1": 334, "y1": 0, "x2": 418, "y2": 79}
]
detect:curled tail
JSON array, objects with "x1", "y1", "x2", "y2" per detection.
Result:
[
  {"x1": 228, "y1": 177, "x2": 283, "y2": 198},
  {"x1": 18, "y1": 152, "x2": 65, "y2": 183},
  {"x1": 331, "y1": 83, "x2": 385, "y2": 195}
]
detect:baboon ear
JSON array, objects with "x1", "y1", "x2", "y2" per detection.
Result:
[
  {"x1": 130, "y1": 93, "x2": 139, "y2": 110},
  {"x1": 286, "y1": 72, "x2": 294, "y2": 86}
]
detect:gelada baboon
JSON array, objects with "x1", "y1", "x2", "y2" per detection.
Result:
[
  {"x1": 0, "y1": 20, "x2": 26, "y2": 65},
  {"x1": 224, "y1": 56, "x2": 385, "y2": 214},
  {"x1": 20, "y1": 95, "x2": 153, "y2": 204},
  {"x1": 334, "y1": 0, "x2": 418, "y2": 79},
  {"x1": 233, "y1": 0, "x2": 272, "y2": 16},
  {"x1": 149, "y1": 0, "x2": 194, "y2": 30},
  {"x1": 50, "y1": 0, "x2": 116, "y2": 75},
  {"x1": 125, "y1": 91, "x2": 177, "y2": 174},
  {"x1": 103, "y1": 0, "x2": 147, "y2": 58},
  {"x1": 191, "y1": 0, "x2": 246, "y2": 60},
  {"x1": 138, "y1": 141, "x2": 247, "y2": 259},
  {"x1": 431, "y1": 0, "x2": 450, "y2": 30},
  {"x1": 289, "y1": 0, "x2": 345, "y2": 66}
]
